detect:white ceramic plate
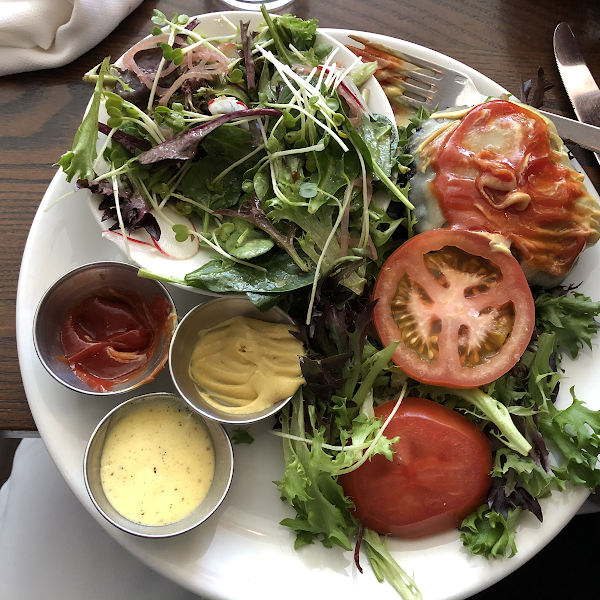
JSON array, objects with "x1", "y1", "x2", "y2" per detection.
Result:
[
  {"x1": 16, "y1": 21, "x2": 600, "y2": 600},
  {"x1": 85, "y1": 12, "x2": 395, "y2": 287}
]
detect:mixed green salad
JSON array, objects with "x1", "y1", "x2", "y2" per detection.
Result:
[{"x1": 57, "y1": 8, "x2": 600, "y2": 600}]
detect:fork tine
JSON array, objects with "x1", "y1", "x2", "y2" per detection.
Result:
[
  {"x1": 345, "y1": 35, "x2": 446, "y2": 113},
  {"x1": 389, "y1": 94, "x2": 424, "y2": 110},
  {"x1": 385, "y1": 87, "x2": 436, "y2": 111},
  {"x1": 396, "y1": 80, "x2": 435, "y2": 100},
  {"x1": 399, "y1": 69, "x2": 440, "y2": 86},
  {"x1": 393, "y1": 50, "x2": 446, "y2": 75}
]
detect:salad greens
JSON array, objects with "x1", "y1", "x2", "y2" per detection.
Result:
[
  {"x1": 56, "y1": 6, "x2": 600, "y2": 600},
  {"x1": 280, "y1": 265, "x2": 600, "y2": 574},
  {"x1": 59, "y1": 7, "x2": 409, "y2": 315}
]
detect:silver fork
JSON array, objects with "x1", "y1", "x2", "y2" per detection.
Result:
[
  {"x1": 355, "y1": 39, "x2": 600, "y2": 154},
  {"x1": 378, "y1": 51, "x2": 489, "y2": 112}
]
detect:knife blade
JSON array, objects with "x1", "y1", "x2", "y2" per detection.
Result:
[
  {"x1": 540, "y1": 111, "x2": 600, "y2": 154},
  {"x1": 554, "y1": 22, "x2": 600, "y2": 164}
]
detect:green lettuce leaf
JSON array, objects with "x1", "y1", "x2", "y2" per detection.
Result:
[
  {"x1": 535, "y1": 291, "x2": 600, "y2": 359},
  {"x1": 58, "y1": 57, "x2": 111, "y2": 183},
  {"x1": 460, "y1": 505, "x2": 522, "y2": 559}
]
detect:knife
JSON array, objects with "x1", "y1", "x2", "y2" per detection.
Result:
[{"x1": 553, "y1": 22, "x2": 600, "y2": 164}]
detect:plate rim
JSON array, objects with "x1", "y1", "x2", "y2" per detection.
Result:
[{"x1": 15, "y1": 18, "x2": 597, "y2": 600}]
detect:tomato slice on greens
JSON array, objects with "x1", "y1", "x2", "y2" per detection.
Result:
[
  {"x1": 373, "y1": 229, "x2": 535, "y2": 388},
  {"x1": 340, "y1": 397, "x2": 493, "y2": 539}
]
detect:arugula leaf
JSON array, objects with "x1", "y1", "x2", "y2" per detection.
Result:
[{"x1": 58, "y1": 57, "x2": 111, "y2": 183}]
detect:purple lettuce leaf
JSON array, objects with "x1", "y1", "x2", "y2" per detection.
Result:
[
  {"x1": 79, "y1": 179, "x2": 161, "y2": 241},
  {"x1": 240, "y1": 21, "x2": 257, "y2": 100},
  {"x1": 215, "y1": 195, "x2": 305, "y2": 268},
  {"x1": 98, "y1": 122, "x2": 151, "y2": 153},
  {"x1": 299, "y1": 353, "x2": 352, "y2": 401},
  {"x1": 136, "y1": 108, "x2": 282, "y2": 164},
  {"x1": 487, "y1": 476, "x2": 543, "y2": 522},
  {"x1": 354, "y1": 524, "x2": 365, "y2": 574}
]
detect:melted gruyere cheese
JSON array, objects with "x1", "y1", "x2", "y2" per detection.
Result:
[
  {"x1": 408, "y1": 99, "x2": 600, "y2": 286},
  {"x1": 100, "y1": 398, "x2": 214, "y2": 526},
  {"x1": 189, "y1": 315, "x2": 305, "y2": 415}
]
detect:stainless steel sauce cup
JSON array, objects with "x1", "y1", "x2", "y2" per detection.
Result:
[
  {"x1": 169, "y1": 297, "x2": 298, "y2": 425},
  {"x1": 84, "y1": 392, "x2": 234, "y2": 537},
  {"x1": 33, "y1": 261, "x2": 177, "y2": 395}
]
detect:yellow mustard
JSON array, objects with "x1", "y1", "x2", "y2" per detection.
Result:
[{"x1": 189, "y1": 315, "x2": 305, "y2": 414}]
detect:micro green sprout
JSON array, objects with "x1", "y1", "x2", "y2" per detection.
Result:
[
  {"x1": 264, "y1": 101, "x2": 349, "y2": 152},
  {"x1": 305, "y1": 181, "x2": 353, "y2": 324},
  {"x1": 169, "y1": 192, "x2": 213, "y2": 215},
  {"x1": 147, "y1": 27, "x2": 176, "y2": 110},
  {"x1": 92, "y1": 156, "x2": 138, "y2": 185},
  {"x1": 211, "y1": 143, "x2": 266, "y2": 185},
  {"x1": 352, "y1": 138, "x2": 370, "y2": 250},
  {"x1": 270, "y1": 431, "x2": 373, "y2": 452},
  {"x1": 93, "y1": 126, "x2": 117, "y2": 171},
  {"x1": 111, "y1": 175, "x2": 131, "y2": 260},
  {"x1": 158, "y1": 161, "x2": 193, "y2": 208},
  {"x1": 103, "y1": 92, "x2": 165, "y2": 144},
  {"x1": 151, "y1": 9, "x2": 233, "y2": 60}
]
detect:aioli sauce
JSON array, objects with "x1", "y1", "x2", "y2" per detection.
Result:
[
  {"x1": 189, "y1": 315, "x2": 305, "y2": 414},
  {"x1": 60, "y1": 287, "x2": 175, "y2": 392},
  {"x1": 100, "y1": 398, "x2": 214, "y2": 526}
]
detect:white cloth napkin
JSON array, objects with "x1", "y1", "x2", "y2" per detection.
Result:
[
  {"x1": 0, "y1": 439, "x2": 203, "y2": 600},
  {"x1": 0, "y1": 0, "x2": 144, "y2": 77}
]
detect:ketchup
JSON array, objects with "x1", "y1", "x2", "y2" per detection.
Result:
[{"x1": 61, "y1": 287, "x2": 174, "y2": 392}]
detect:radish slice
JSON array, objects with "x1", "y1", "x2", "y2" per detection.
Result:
[
  {"x1": 152, "y1": 206, "x2": 200, "y2": 260},
  {"x1": 101, "y1": 230, "x2": 158, "y2": 254}
]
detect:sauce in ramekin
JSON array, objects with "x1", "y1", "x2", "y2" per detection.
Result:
[{"x1": 100, "y1": 397, "x2": 214, "y2": 526}]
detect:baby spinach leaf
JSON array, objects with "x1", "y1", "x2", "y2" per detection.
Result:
[
  {"x1": 215, "y1": 219, "x2": 274, "y2": 259},
  {"x1": 308, "y1": 142, "x2": 358, "y2": 214},
  {"x1": 202, "y1": 126, "x2": 263, "y2": 163},
  {"x1": 181, "y1": 157, "x2": 243, "y2": 210},
  {"x1": 184, "y1": 251, "x2": 315, "y2": 293}
]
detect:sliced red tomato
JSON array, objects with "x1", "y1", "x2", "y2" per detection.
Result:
[
  {"x1": 339, "y1": 397, "x2": 492, "y2": 539},
  {"x1": 373, "y1": 228, "x2": 534, "y2": 388}
]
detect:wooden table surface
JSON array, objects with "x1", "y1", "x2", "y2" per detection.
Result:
[{"x1": 2, "y1": 0, "x2": 600, "y2": 433}]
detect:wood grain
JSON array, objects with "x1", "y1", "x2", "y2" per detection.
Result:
[{"x1": 2, "y1": 0, "x2": 600, "y2": 431}]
